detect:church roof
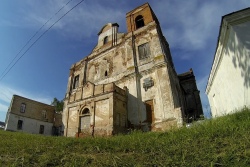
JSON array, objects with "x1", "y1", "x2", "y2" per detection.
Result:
[{"x1": 178, "y1": 69, "x2": 194, "y2": 80}]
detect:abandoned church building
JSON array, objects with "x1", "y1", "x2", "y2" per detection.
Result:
[{"x1": 63, "y1": 3, "x2": 203, "y2": 137}]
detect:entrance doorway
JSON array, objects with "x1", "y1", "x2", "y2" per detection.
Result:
[
  {"x1": 79, "y1": 108, "x2": 90, "y2": 132},
  {"x1": 145, "y1": 100, "x2": 154, "y2": 129}
]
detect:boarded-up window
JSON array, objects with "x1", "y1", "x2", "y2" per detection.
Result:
[
  {"x1": 138, "y1": 43, "x2": 150, "y2": 60},
  {"x1": 73, "y1": 75, "x2": 79, "y2": 89},
  {"x1": 80, "y1": 108, "x2": 90, "y2": 132},
  {"x1": 80, "y1": 116, "x2": 90, "y2": 130}
]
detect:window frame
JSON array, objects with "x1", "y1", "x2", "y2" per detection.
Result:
[
  {"x1": 42, "y1": 110, "x2": 47, "y2": 119},
  {"x1": 73, "y1": 75, "x2": 79, "y2": 89},
  {"x1": 138, "y1": 42, "x2": 151, "y2": 60},
  {"x1": 20, "y1": 103, "x2": 26, "y2": 113}
]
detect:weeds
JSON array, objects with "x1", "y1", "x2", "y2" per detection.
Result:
[{"x1": 0, "y1": 108, "x2": 250, "y2": 166}]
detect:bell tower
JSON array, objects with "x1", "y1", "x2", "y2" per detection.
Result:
[{"x1": 126, "y1": 3, "x2": 159, "y2": 33}]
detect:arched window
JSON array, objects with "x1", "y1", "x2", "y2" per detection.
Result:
[
  {"x1": 79, "y1": 108, "x2": 90, "y2": 132},
  {"x1": 103, "y1": 36, "x2": 108, "y2": 45},
  {"x1": 105, "y1": 70, "x2": 108, "y2": 76},
  {"x1": 135, "y1": 15, "x2": 145, "y2": 29},
  {"x1": 82, "y1": 108, "x2": 90, "y2": 115}
]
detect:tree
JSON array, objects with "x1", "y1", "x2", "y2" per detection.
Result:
[{"x1": 51, "y1": 98, "x2": 64, "y2": 112}]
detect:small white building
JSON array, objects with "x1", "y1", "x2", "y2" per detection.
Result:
[
  {"x1": 206, "y1": 8, "x2": 250, "y2": 117},
  {"x1": 5, "y1": 95, "x2": 63, "y2": 135}
]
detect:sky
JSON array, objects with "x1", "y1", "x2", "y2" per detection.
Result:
[{"x1": 0, "y1": 0, "x2": 249, "y2": 122}]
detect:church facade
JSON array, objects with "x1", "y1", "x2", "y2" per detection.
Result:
[{"x1": 63, "y1": 3, "x2": 203, "y2": 137}]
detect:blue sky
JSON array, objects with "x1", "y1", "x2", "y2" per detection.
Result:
[{"x1": 0, "y1": 0, "x2": 249, "y2": 122}]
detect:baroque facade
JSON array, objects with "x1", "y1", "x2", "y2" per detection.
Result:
[
  {"x1": 206, "y1": 8, "x2": 250, "y2": 117},
  {"x1": 63, "y1": 3, "x2": 203, "y2": 137},
  {"x1": 5, "y1": 95, "x2": 63, "y2": 136}
]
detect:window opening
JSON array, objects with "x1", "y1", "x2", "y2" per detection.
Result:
[
  {"x1": 135, "y1": 15, "x2": 145, "y2": 29},
  {"x1": 105, "y1": 70, "x2": 108, "y2": 76},
  {"x1": 73, "y1": 75, "x2": 79, "y2": 89},
  {"x1": 17, "y1": 120, "x2": 23, "y2": 130},
  {"x1": 20, "y1": 103, "x2": 26, "y2": 113},
  {"x1": 42, "y1": 110, "x2": 47, "y2": 119},
  {"x1": 39, "y1": 125, "x2": 44, "y2": 134},
  {"x1": 103, "y1": 36, "x2": 108, "y2": 45},
  {"x1": 82, "y1": 108, "x2": 90, "y2": 115},
  {"x1": 138, "y1": 43, "x2": 151, "y2": 60}
]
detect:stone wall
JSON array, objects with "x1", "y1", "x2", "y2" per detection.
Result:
[
  {"x1": 64, "y1": 83, "x2": 127, "y2": 137},
  {"x1": 63, "y1": 3, "x2": 201, "y2": 136}
]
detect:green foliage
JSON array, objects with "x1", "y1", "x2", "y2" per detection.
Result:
[
  {"x1": 1, "y1": 108, "x2": 250, "y2": 166},
  {"x1": 51, "y1": 97, "x2": 64, "y2": 112}
]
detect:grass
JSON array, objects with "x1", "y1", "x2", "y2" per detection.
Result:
[{"x1": 1, "y1": 108, "x2": 250, "y2": 166}]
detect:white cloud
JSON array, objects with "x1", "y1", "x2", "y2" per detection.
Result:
[
  {"x1": 0, "y1": 86, "x2": 14, "y2": 103},
  {"x1": 158, "y1": 1, "x2": 220, "y2": 52},
  {"x1": 153, "y1": 0, "x2": 249, "y2": 59},
  {"x1": 0, "y1": 84, "x2": 53, "y2": 122},
  {"x1": 3, "y1": 0, "x2": 249, "y2": 47},
  {"x1": 0, "y1": 103, "x2": 8, "y2": 113},
  {"x1": 0, "y1": 84, "x2": 52, "y2": 106},
  {"x1": 13, "y1": 0, "x2": 125, "y2": 40}
]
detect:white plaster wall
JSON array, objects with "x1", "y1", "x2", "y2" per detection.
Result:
[
  {"x1": 66, "y1": 106, "x2": 78, "y2": 137},
  {"x1": 208, "y1": 21, "x2": 250, "y2": 117},
  {"x1": 98, "y1": 28, "x2": 113, "y2": 40},
  {"x1": 5, "y1": 113, "x2": 53, "y2": 135},
  {"x1": 140, "y1": 72, "x2": 159, "y2": 122},
  {"x1": 119, "y1": 77, "x2": 140, "y2": 125}
]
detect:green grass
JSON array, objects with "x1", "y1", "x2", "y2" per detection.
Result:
[{"x1": 1, "y1": 108, "x2": 250, "y2": 166}]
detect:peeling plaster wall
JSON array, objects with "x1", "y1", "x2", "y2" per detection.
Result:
[
  {"x1": 64, "y1": 22, "x2": 182, "y2": 134},
  {"x1": 63, "y1": 3, "x2": 196, "y2": 136},
  {"x1": 66, "y1": 106, "x2": 78, "y2": 137},
  {"x1": 94, "y1": 99, "x2": 112, "y2": 136},
  {"x1": 63, "y1": 83, "x2": 127, "y2": 137}
]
